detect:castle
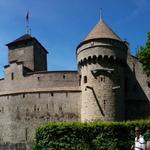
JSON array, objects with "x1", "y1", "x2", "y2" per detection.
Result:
[{"x1": 0, "y1": 19, "x2": 150, "y2": 149}]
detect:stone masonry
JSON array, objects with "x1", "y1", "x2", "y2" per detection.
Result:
[{"x1": 0, "y1": 19, "x2": 149, "y2": 149}]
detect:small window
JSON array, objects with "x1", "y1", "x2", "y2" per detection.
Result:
[
  {"x1": 132, "y1": 63, "x2": 135, "y2": 72},
  {"x1": 99, "y1": 76, "x2": 105, "y2": 82},
  {"x1": 63, "y1": 75, "x2": 66, "y2": 79},
  {"x1": 17, "y1": 106, "x2": 19, "y2": 111},
  {"x1": 66, "y1": 92, "x2": 68, "y2": 97},
  {"x1": 1, "y1": 107, "x2": 4, "y2": 113},
  {"x1": 79, "y1": 75, "x2": 81, "y2": 86},
  {"x1": 46, "y1": 104, "x2": 48, "y2": 109},
  {"x1": 38, "y1": 93, "x2": 41, "y2": 98},
  {"x1": 148, "y1": 82, "x2": 150, "y2": 88},
  {"x1": 59, "y1": 106, "x2": 62, "y2": 111},
  {"x1": 25, "y1": 128, "x2": 28, "y2": 141},
  {"x1": 84, "y1": 76, "x2": 87, "y2": 83},
  {"x1": 51, "y1": 92, "x2": 54, "y2": 96},
  {"x1": 37, "y1": 77, "x2": 40, "y2": 81},
  {"x1": 11, "y1": 72, "x2": 14, "y2": 80},
  {"x1": 23, "y1": 94, "x2": 25, "y2": 98},
  {"x1": 34, "y1": 105, "x2": 36, "y2": 111},
  {"x1": 104, "y1": 100, "x2": 106, "y2": 110}
]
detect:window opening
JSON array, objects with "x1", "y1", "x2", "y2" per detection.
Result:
[
  {"x1": 25, "y1": 128, "x2": 28, "y2": 141},
  {"x1": 79, "y1": 75, "x2": 81, "y2": 86},
  {"x1": 11, "y1": 72, "x2": 14, "y2": 80},
  {"x1": 104, "y1": 100, "x2": 106, "y2": 110},
  {"x1": 51, "y1": 92, "x2": 54, "y2": 96},
  {"x1": 148, "y1": 82, "x2": 150, "y2": 88},
  {"x1": 38, "y1": 93, "x2": 41, "y2": 98},
  {"x1": 34, "y1": 105, "x2": 36, "y2": 111},
  {"x1": 46, "y1": 104, "x2": 48, "y2": 109},
  {"x1": 66, "y1": 92, "x2": 68, "y2": 97},
  {"x1": 23, "y1": 94, "x2": 25, "y2": 98},
  {"x1": 63, "y1": 75, "x2": 66, "y2": 79},
  {"x1": 84, "y1": 76, "x2": 87, "y2": 83}
]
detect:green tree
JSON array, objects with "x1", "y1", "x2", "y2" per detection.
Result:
[{"x1": 136, "y1": 31, "x2": 150, "y2": 73}]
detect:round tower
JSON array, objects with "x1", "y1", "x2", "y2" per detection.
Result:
[{"x1": 77, "y1": 19, "x2": 128, "y2": 121}]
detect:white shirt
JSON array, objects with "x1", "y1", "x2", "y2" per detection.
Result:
[{"x1": 134, "y1": 135, "x2": 146, "y2": 150}]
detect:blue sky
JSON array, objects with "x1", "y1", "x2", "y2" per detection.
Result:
[{"x1": 0, "y1": 0, "x2": 150, "y2": 78}]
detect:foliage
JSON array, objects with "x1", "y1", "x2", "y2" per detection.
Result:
[
  {"x1": 136, "y1": 31, "x2": 150, "y2": 73},
  {"x1": 33, "y1": 120, "x2": 150, "y2": 150}
]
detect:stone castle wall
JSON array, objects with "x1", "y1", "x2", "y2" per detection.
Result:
[
  {"x1": 0, "y1": 62, "x2": 81, "y2": 145},
  {"x1": 0, "y1": 62, "x2": 80, "y2": 94},
  {"x1": 125, "y1": 54, "x2": 150, "y2": 119}
]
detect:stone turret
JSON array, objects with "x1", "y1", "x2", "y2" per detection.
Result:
[
  {"x1": 77, "y1": 19, "x2": 128, "y2": 121},
  {"x1": 6, "y1": 34, "x2": 48, "y2": 72}
]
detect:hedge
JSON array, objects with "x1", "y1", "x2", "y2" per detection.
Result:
[{"x1": 33, "y1": 120, "x2": 150, "y2": 150}]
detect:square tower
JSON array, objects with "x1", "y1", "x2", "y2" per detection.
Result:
[{"x1": 6, "y1": 34, "x2": 48, "y2": 72}]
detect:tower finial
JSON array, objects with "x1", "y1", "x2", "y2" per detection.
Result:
[
  {"x1": 25, "y1": 11, "x2": 31, "y2": 35},
  {"x1": 100, "y1": 8, "x2": 103, "y2": 20}
]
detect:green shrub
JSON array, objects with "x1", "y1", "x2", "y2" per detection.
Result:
[{"x1": 33, "y1": 120, "x2": 150, "y2": 150}]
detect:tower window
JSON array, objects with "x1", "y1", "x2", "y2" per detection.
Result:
[
  {"x1": 38, "y1": 93, "x2": 41, "y2": 98},
  {"x1": 34, "y1": 105, "x2": 36, "y2": 111},
  {"x1": 79, "y1": 75, "x2": 81, "y2": 86},
  {"x1": 25, "y1": 128, "x2": 28, "y2": 141},
  {"x1": 84, "y1": 76, "x2": 87, "y2": 83},
  {"x1": 63, "y1": 75, "x2": 66, "y2": 79},
  {"x1": 132, "y1": 63, "x2": 135, "y2": 72},
  {"x1": 104, "y1": 100, "x2": 106, "y2": 110},
  {"x1": 11, "y1": 72, "x2": 14, "y2": 80},
  {"x1": 148, "y1": 82, "x2": 150, "y2": 88},
  {"x1": 1, "y1": 107, "x2": 4, "y2": 113},
  {"x1": 23, "y1": 94, "x2": 25, "y2": 98},
  {"x1": 66, "y1": 92, "x2": 68, "y2": 97},
  {"x1": 51, "y1": 92, "x2": 54, "y2": 96},
  {"x1": 99, "y1": 76, "x2": 105, "y2": 82}
]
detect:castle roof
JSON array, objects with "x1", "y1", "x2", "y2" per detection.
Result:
[
  {"x1": 82, "y1": 19, "x2": 122, "y2": 42},
  {"x1": 12, "y1": 34, "x2": 33, "y2": 42},
  {"x1": 6, "y1": 34, "x2": 48, "y2": 53}
]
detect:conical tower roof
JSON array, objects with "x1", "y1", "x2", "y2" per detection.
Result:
[{"x1": 83, "y1": 19, "x2": 122, "y2": 42}]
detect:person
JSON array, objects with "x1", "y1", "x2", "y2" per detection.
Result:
[{"x1": 131, "y1": 127, "x2": 146, "y2": 150}]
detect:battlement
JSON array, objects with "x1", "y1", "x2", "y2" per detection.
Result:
[{"x1": 78, "y1": 55, "x2": 125, "y2": 69}]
